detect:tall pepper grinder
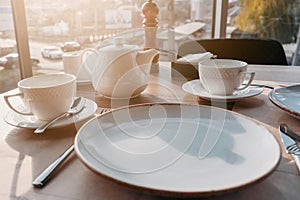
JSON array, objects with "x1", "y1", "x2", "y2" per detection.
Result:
[{"x1": 142, "y1": 0, "x2": 159, "y2": 73}]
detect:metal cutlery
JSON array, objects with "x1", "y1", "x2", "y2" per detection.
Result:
[
  {"x1": 249, "y1": 83, "x2": 274, "y2": 89},
  {"x1": 280, "y1": 123, "x2": 300, "y2": 143},
  {"x1": 34, "y1": 97, "x2": 86, "y2": 134},
  {"x1": 32, "y1": 107, "x2": 111, "y2": 188},
  {"x1": 248, "y1": 82, "x2": 296, "y2": 90},
  {"x1": 279, "y1": 126, "x2": 300, "y2": 172},
  {"x1": 32, "y1": 144, "x2": 74, "y2": 188}
]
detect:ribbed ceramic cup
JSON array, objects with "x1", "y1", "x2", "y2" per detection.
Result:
[
  {"x1": 199, "y1": 59, "x2": 255, "y2": 95},
  {"x1": 4, "y1": 73, "x2": 76, "y2": 121}
]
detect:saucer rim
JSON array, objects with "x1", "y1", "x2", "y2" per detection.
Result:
[
  {"x1": 76, "y1": 79, "x2": 92, "y2": 85},
  {"x1": 3, "y1": 97, "x2": 97, "y2": 129},
  {"x1": 182, "y1": 79, "x2": 264, "y2": 101}
]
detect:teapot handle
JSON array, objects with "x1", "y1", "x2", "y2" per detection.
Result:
[{"x1": 81, "y1": 48, "x2": 99, "y2": 75}]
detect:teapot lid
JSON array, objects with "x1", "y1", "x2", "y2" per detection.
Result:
[{"x1": 99, "y1": 38, "x2": 138, "y2": 56}]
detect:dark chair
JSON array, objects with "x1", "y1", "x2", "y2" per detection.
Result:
[{"x1": 178, "y1": 38, "x2": 288, "y2": 65}]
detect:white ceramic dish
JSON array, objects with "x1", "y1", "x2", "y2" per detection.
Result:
[
  {"x1": 75, "y1": 103, "x2": 280, "y2": 197},
  {"x1": 76, "y1": 79, "x2": 92, "y2": 85},
  {"x1": 4, "y1": 97, "x2": 97, "y2": 129},
  {"x1": 182, "y1": 79, "x2": 263, "y2": 101},
  {"x1": 269, "y1": 84, "x2": 300, "y2": 119}
]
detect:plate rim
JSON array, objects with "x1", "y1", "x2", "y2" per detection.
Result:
[
  {"x1": 74, "y1": 103, "x2": 281, "y2": 197},
  {"x1": 182, "y1": 79, "x2": 264, "y2": 101},
  {"x1": 268, "y1": 86, "x2": 300, "y2": 119}
]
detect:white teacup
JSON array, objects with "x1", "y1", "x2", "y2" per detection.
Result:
[
  {"x1": 4, "y1": 73, "x2": 76, "y2": 121},
  {"x1": 199, "y1": 59, "x2": 255, "y2": 95},
  {"x1": 63, "y1": 49, "x2": 98, "y2": 77}
]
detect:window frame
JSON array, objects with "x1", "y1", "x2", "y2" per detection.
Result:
[
  {"x1": 212, "y1": 0, "x2": 228, "y2": 38},
  {"x1": 11, "y1": 0, "x2": 32, "y2": 79}
]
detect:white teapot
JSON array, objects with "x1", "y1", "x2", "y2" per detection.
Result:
[{"x1": 84, "y1": 39, "x2": 158, "y2": 99}]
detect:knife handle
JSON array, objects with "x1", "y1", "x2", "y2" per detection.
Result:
[
  {"x1": 32, "y1": 144, "x2": 74, "y2": 188},
  {"x1": 280, "y1": 124, "x2": 300, "y2": 142}
]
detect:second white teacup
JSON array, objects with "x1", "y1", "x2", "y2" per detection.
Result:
[
  {"x1": 4, "y1": 73, "x2": 76, "y2": 121},
  {"x1": 63, "y1": 49, "x2": 98, "y2": 77},
  {"x1": 199, "y1": 59, "x2": 255, "y2": 96}
]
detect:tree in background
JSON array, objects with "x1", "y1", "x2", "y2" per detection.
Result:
[{"x1": 234, "y1": 0, "x2": 300, "y2": 43}]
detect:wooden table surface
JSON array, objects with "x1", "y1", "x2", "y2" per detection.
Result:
[{"x1": 1, "y1": 63, "x2": 300, "y2": 200}]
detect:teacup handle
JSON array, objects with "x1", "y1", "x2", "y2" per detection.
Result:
[
  {"x1": 236, "y1": 71, "x2": 255, "y2": 91},
  {"x1": 3, "y1": 93, "x2": 33, "y2": 115}
]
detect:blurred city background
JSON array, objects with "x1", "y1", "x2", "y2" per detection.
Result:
[{"x1": 1, "y1": 0, "x2": 300, "y2": 92}]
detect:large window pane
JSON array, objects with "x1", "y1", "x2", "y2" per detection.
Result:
[
  {"x1": 0, "y1": 0, "x2": 20, "y2": 93},
  {"x1": 228, "y1": 0, "x2": 300, "y2": 65},
  {"x1": 21, "y1": 0, "x2": 215, "y2": 76},
  {"x1": 2, "y1": 0, "x2": 223, "y2": 93}
]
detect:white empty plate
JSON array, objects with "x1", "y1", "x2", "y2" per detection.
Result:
[
  {"x1": 269, "y1": 84, "x2": 300, "y2": 119},
  {"x1": 75, "y1": 103, "x2": 280, "y2": 197}
]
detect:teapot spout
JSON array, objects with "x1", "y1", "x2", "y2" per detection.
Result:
[{"x1": 136, "y1": 49, "x2": 159, "y2": 72}]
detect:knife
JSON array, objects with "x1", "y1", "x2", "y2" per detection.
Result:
[
  {"x1": 280, "y1": 123, "x2": 300, "y2": 142},
  {"x1": 32, "y1": 144, "x2": 74, "y2": 188},
  {"x1": 279, "y1": 127, "x2": 300, "y2": 172}
]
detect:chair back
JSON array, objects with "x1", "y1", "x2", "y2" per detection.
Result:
[{"x1": 178, "y1": 38, "x2": 288, "y2": 65}]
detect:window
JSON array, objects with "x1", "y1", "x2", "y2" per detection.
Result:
[
  {"x1": 228, "y1": 0, "x2": 300, "y2": 65},
  {"x1": 1, "y1": 0, "x2": 300, "y2": 93},
  {"x1": 0, "y1": 0, "x2": 20, "y2": 93}
]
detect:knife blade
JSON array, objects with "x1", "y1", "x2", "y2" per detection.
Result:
[{"x1": 279, "y1": 127, "x2": 300, "y2": 172}]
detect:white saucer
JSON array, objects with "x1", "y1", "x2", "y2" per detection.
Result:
[
  {"x1": 4, "y1": 98, "x2": 97, "y2": 129},
  {"x1": 182, "y1": 79, "x2": 264, "y2": 101},
  {"x1": 76, "y1": 78, "x2": 92, "y2": 85}
]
